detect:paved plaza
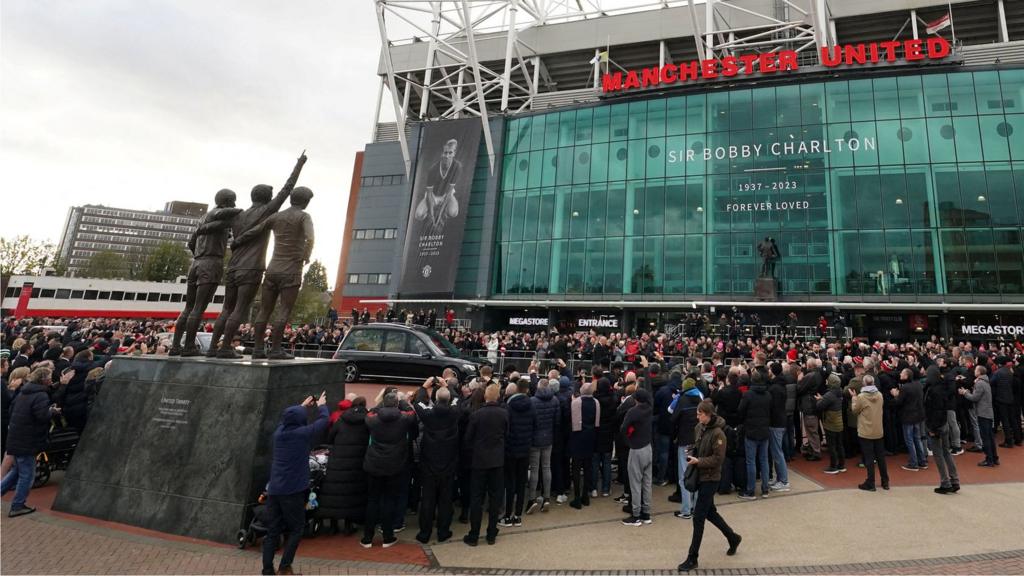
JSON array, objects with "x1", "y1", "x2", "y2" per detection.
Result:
[{"x1": 3, "y1": 434, "x2": 1023, "y2": 575}]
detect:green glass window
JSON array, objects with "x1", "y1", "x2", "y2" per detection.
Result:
[
  {"x1": 666, "y1": 96, "x2": 686, "y2": 135},
  {"x1": 592, "y1": 106, "x2": 610, "y2": 143},
  {"x1": 566, "y1": 239, "x2": 585, "y2": 294},
  {"x1": 873, "y1": 77, "x2": 900, "y2": 121},
  {"x1": 647, "y1": 99, "x2": 666, "y2": 138},
  {"x1": 729, "y1": 89, "x2": 752, "y2": 131},
  {"x1": 664, "y1": 235, "x2": 685, "y2": 294},
  {"x1": 585, "y1": 238, "x2": 605, "y2": 293},
  {"x1": 993, "y1": 228, "x2": 1024, "y2": 293},
  {"x1": 753, "y1": 87, "x2": 777, "y2": 128},
  {"x1": 776, "y1": 85, "x2": 801, "y2": 127},
  {"x1": 605, "y1": 238, "x2": 624, "y2": 293},
  {"x1": 588, "y1": 184, "x2": 607, "y2": 237},
  {"x1": 534, "y1": 240, "x2": 551, "y2": 293},
  {"x1": 898, "y1": 76, "x2": 925, "y2": 119}
]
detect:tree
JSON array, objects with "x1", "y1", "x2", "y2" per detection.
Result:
[
  {"x1": 292, "y1": 260, "x2": 330, "y2": 323},
  {"x1": 83, "y1": 250, "x2": 129, "y2": 279},
  {"x1": 302, "y1": 260, "x2": 329, "y2": 292},
  {"x1": 0, "y1": 235, "x2": 58, "y2": 277},
  {"x1": 140, "y1": 241, "x2": 191, "y2": 282}
]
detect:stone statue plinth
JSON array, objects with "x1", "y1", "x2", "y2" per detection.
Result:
[
  {"x1": 53, "y1": 355, "x2": 344, "y2": 543},
  {"x1": 755, "y1": 277, "x2": 778, "y2": 301}
]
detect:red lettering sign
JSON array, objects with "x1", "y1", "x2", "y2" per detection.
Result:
[{"x1": 601, "y1": 38, "x2": 952, "y2": 94}]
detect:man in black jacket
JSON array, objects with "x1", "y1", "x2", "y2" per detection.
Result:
[
  {"x1": 991, "y1": 357, "x2": 1021, "y2": 448},
  {"x1": 2, "y1": 367, "x2": 61, "y2": 517},
  {"x1": 464, "y1": 383, "x2": 508, "y2": 546},
  {"x1": 924, "y1": 365, "x2": 960, "y2": 494},
  {"x1": 738, "y1": 371, "x2": 772, "y2": 499},
  {"x1": 414, "y1": 383, "x2": 460, "y2": 544},
  {"x1": 362, "y1": 393, "x2": 417, "y2": 548},
  {"x1": 500, "y1": 379, "x2": 535, "y2": 528},
  {"x1": 767, "y1": 363, "x2": 790, "y2": 491}
]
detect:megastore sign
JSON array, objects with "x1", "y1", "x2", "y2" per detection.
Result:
[
  {"x1": 602, "y1": 38, "x2": 952, "y2": 94},
  {"x1": 959, "y1": 325, "x2": 1024, "y2": 337}
]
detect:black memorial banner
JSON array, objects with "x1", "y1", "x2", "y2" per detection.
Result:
[{"x1": 399, "y1": 119, "x2": 482, "y2": 295}]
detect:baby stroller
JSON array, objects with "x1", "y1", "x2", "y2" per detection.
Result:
[
  {"x1": 34, "y1": 417, "x2": 81, "y2": 488},
  {"x1": 237, "y1": 450, "x2": 329, "y2": 548}
]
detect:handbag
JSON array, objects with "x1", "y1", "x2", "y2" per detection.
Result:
[{"x1": 683, "y1": 457, "x2": 700, "y2": 492}]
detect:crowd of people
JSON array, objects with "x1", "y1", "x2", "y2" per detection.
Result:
[
  {"x1": 264, "y1": 332, "x2": 1023, "y2": 573},
  {"x1": 4, "y1": 313, "x2": 1024, "y2": 572}
]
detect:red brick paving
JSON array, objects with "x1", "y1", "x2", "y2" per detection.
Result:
[{"x1": 788, "y1": 430, "x2": 1023, "y2": 490}]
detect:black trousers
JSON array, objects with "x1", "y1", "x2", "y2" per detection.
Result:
[
  {"x1": 552, "y1": 441, "x2": 569, "y2": 495},
  {"x1": 364, "y1": 473, "x2": 402, "y2": 542},
  {"x1": 468, "y1": 466, "x2": 504, "y2": 541},
  {"x1": 859, "y1": 437, "x2": 889, "y2": 487},
  {"x1": 570, "y1": 455, "x2": 593, "y2": 502},
  {"x1": 996, "y1": 402, "x2": 1021, "y2": 445},
  {"x1": 688, "y1": 481, "x2": 737, "y2": 561},
  {"x1": 617, "y1": 445, "x2": 631, "y2": 495},
  {"x1": 261, "y1": 492, "x2": 305, "y2": 575},
  {"x1": 418, "y1": 472, "x2": 454, "y2": 540},
  {"x1": 883, "y1": 407, "x2": 902, "y2": 453},
  {"x1": 504, "y1": 455, "x2": 529, "y2": 517},
  {"x1": 457, "y1": 463, "x2": 472, "y2": 515},
  {"x1": 826, "y1": 429, "x2": 846, "y2": 470}
]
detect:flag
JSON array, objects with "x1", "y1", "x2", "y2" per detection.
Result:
[
  {"x1": 926, "y1": 12, "x2": 951, "y2": 35},
  {"x1": 588, "y1": 50, "x2": 609, "y2": 65}
]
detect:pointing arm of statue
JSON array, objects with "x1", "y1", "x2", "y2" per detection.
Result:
[{"x1": 269, "y1": 152, "x2": 308, "y2": 213}]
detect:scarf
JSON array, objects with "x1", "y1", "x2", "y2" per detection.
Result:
[{"x1": 571, "y1": 395, "x2": 600, "y2": 432}]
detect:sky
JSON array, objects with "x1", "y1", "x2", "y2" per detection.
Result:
[{"x1": 1, "y1": 0, "x2": 383, "y2": 288}]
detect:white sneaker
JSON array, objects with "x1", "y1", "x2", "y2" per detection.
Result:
[
  {"x1": 556, "y1": 494, "x2": 568, "y2": 504},
  {"x1": 771, "y1": 482, "x2": 791, "y2": 492},
  {"x1": 590, "y1": 490, "x2": 599, "y2": 498}
]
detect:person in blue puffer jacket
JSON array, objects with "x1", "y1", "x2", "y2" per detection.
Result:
[
  {"x1": 262, "y1": 392, "x2": 329, "y2": 576},
  {"x1": 526, "y1": 377, "x2": 561, "y2": 513}
]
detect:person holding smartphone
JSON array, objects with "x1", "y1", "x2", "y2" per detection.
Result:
[
  {"x1": 261, "y1": 391, "x2": 328, "y2": 576},
  {"x1": 678, "y1": 400, "x2": 741, "y2": 572}
]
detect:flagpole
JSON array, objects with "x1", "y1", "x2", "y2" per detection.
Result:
[{"x1": 948, "y1": 1, "x2": 956, "y2": 45}]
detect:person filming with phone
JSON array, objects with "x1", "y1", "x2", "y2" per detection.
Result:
[{"x1": 261, "y1": 391, "x2": 329, "y2": 576}]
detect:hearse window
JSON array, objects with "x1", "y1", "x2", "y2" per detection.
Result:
[
  {"x1": 71, "y1": 290, "x2": 84, "y2": 299},
  {"x1": 99, "y1": 291, "x2": 110, "y2": 299},
  {"x1": 159, "y1": 293, "x2": 171, "y2": 302},
  {"x1": 84, "y1": 290, "x2": 98, "y2": 300},
  {"x1": 110, "y1": 291, "x2": 124, "y2": 301}
]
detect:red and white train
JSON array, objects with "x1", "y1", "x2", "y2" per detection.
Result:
[{"x1": 1, "y1": 275, "x2": 224, "y2": 319}]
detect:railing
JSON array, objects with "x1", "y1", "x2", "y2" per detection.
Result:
[{"x1": 662, "y1": 323, "x2": 852, "y2": 341}]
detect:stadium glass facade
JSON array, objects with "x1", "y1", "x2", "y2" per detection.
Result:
[{"x1": 494, "y1": 68, "x2": 1024, "y2": 303}]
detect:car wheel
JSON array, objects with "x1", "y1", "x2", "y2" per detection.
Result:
[{"x1": 344, "y1": 363, "x2": 360, "y2": 383}]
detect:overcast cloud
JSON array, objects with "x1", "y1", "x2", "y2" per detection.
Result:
[{"x1": 1, "y1": 0, "x2": 382, "y2": 286}]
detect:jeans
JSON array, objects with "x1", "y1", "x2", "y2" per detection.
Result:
[
  {"x1": 627, "y1": 445, "x2": 652, "y2": 517},
  {"x1": 528, "y1": 445, "x2": 553, "y2": 501},
  {"x1": 968, "y1": 407, "x2": 983, "y2": 449},
  {"x1": 978, "y1": 417, "x2": 999, "y2": 465},
  {"x1": 903, "y1": 422, "x2": 927, "y2": 468},
  {"x1": 687, "y1": 481, "x2": 738, "y2": 561},
  {"x1": 946, "y1": 410, "x2": 961, "y2": 448},
  {"x1": 591, "y1": 451, "x2": 612, "y2": 494},
  {"x1": 0, "y1": 454, "x2": 36, "y2": 510},
  {"x1": 929, "y1": 426, "x2": 959, "y2": 488},
  {"x1": 744, "y1": 437, "x2": 770, "y2": 496},
  {"x1": 391, "y1": 467, "x2": 411, "y2": 528},
  {"x1": 768, "y1": 427, "x2": 788, "y2": 484},
  {"x1": 675, "y1": 446, "x2": 694, "y2": 515},
  {"x1": 261, "y1": 492, "x2": 306, "y2": 575},
  {"x1": 653, "y1": 433, "x2": 671, "y2": 483}
]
